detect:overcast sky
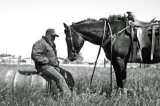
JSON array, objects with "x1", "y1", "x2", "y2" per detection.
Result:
[{"x1": 0, "y1": 0, "x2": 159, "y2": 61}]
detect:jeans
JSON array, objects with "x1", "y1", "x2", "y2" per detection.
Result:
[{"x1": 37, "y1": 65, "x2": 71, "y2": 96}]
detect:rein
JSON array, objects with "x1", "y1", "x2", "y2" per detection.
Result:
[
  {"x1": 68, "y1": 26, "x2": 85, "y2": 57},
  {"x1": 90, "y1": 20, "x2": 107, "y2": 87},
  {"x1": 68, "y1": 27, "x2": 76, "y2": 54},
  {"x1": 107, "y1": 22, "x2": 113, "y2": 92}
]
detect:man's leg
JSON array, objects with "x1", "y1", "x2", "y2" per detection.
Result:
[
  {"x1": 56, "y1": 67, "x2": 75, "y2": 91},
  {"x1": 41, "y1": 66, "x2": 71, "y2": 96}
]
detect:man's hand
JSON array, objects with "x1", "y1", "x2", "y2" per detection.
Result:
[
  {"x1": 48, "y1": 59, "x2": 59, "y2": 67},
  {"x1": 48, "y1": 59, "x2": 55, "y2": 66},
  {"x1": 56, "y1": 60, "x2": 60, "y2": 66}
]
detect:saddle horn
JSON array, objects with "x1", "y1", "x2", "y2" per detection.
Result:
[{"x1": 150, "y1": 17, "x2": 157, "y2": 23}]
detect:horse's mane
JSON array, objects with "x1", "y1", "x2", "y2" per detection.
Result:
[
  {"x1": 72, "y1": 18, "x2": 98, "y2": 25},
  {"x1": 107, "y1": 14, "x2": 126, "y2": 23},
  {"x1": 71, "y1": 14, "x2": 126, "y2": 26}
]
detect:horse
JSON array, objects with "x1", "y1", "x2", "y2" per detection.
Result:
[{"x1": 63, "y1": 15, "x2": 133, "y2": 94}]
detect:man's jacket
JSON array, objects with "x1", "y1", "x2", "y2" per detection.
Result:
[{"x1": 31, "y1": 37, "x2": 58, "y2": 69}]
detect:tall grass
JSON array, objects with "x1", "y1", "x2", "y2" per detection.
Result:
[{"x1": 0, "y1": 64, "x2": 160, "y2": 106}]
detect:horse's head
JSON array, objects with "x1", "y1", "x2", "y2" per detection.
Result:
[{"x1": 63, "y1": 23, "x2": 84, "y2": 61}]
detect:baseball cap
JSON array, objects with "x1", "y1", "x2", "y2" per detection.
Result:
[
  {"x1": 126, "y1": 11, "x2": 132, "y2": 15},
  {"x1": 46, "y1": 28, "x2": 59, "y2": 37}
]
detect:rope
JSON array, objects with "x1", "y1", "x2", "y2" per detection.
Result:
[
  {"x1": 107, "y1": 22, "x2": 113, "y2": 92},
  {"x1": 90, "y1": 20, "x2": 107, "y2": 87},
  {"x1": 75, "y1": 53, "x2": 114, "y2": 75}
]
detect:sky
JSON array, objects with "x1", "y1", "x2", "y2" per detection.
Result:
[{"x1": 0, "y1": 0, "x2": 160, "y2": 61}]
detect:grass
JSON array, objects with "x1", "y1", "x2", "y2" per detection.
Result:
[{"x1": 0, "y1": 64, "x2": 160, "y2": 106}]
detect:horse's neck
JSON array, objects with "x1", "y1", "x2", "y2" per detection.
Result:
[
  {"x1": 76, "y1": 22, "x2": 109, "y2": 45},
  {"x1": 81, "y1": 31, "x2": 105, "y2": 45},
  {"x1": 80, "y1": 20, "x2": 127, "y2": 46}
]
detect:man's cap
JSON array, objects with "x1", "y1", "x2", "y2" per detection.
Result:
[
  {"x1": 126, "y1": 11, "x2": 132, "y2": 15},
  {"x1": 46, "y1": 28, "x2": 59, "y2": 37}
]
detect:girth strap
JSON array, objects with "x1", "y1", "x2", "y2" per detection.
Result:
[
  {"x1": 102, "y1": 26, "x2": 130, "y2": 47},
  {"x1": 102, "y1": 34, "x2": 116, "y2": 47}
]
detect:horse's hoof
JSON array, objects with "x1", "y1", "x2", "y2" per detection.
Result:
[
  {"x1": 99, "y1": 87, "x2": 112, "y2": 97},
  {"x1": 98, "y1": 88, "x2": 104, "y2": 95},
  {"x1": 122, "y1": 88, "x2": 127, "y2": 97},
  {"x1": 115, "y1": 88, "x2": 127, "y2": 97},
  {"x1": 127, "y1": 89, "x2": 135, "y2": 97},
  {"x1": 115, "y1": 89, "x2": 121, "y2": 97}
]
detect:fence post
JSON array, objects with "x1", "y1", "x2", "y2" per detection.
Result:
[{"x1": 104, "y1": 58, "x2": 106, "y2": 67}]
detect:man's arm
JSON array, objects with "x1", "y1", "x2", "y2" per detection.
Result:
[
  {"x1": 31, "y1": 41, "x2": 49, "y2": 65},
  {"x1": 52, "y1": 44, "x2": 59, "y2": 66}
]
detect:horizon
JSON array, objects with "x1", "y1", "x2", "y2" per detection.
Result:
[{"x1": 0, "y1": 0, "x2": 160, "y2": 61}]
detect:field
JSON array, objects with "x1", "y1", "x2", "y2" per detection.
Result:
[{"x1": 0, "y1": 64, "x2": 160, "y2": 106}]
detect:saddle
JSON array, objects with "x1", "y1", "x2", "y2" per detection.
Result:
[
  {"x1": 130, "y1": 20, "x2": 158, "y2": 28},
  {"x1": 127, "y1": 12, "x2": 160, "y2": 62},
  {"x1": 18, "y1": 69, "x2": 42, "y2": 76},
  {"x1": 127, "y1": 11, "x2": 158, "y2": 27}
]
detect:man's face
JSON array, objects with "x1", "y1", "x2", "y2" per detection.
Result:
[
  {"x1": 47, "y1": 34, "x2": 55, "y2": 42},
  {"x1": 51, "y1": 35, "x2": 55, "y2": 41}
]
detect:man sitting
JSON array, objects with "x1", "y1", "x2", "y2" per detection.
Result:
[{"x1": 31, "y1": 28, "x2": 72, "y2": 97}]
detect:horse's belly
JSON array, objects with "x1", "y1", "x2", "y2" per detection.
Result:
[
  {"x1": 103, "y1": 36, "x2": 130, "y2": 60},
  {"x1": 113, "y1": 37, "x2": 130, "y2": 57}
]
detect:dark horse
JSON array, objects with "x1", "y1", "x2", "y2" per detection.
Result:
[{"x1": 63, "y1": 16, "x2": 133, "y2": 94}]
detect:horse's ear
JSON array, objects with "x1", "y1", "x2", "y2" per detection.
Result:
[{"x1": 63, "y1": 23, "x2": 68, "y2": 29}]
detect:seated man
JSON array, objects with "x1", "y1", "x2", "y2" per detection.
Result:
[{"x1": 31, "y1": 28, "x2": 72, "y2": 97}]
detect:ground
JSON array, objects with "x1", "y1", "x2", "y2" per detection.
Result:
[{"x1": 0, "y1": 64, "x2": 160, "y2": 106}]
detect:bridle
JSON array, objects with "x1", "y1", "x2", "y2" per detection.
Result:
[{"x1": 68, "y1": 26, "x2": 85, "y2": 59}]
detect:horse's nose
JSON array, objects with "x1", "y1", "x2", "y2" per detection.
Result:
[
  {"x1": 68, "y1": 57, "x2": 71, "y2": 60},
  {"x1": 68, "y1": 56, "x2": 75, "y2": 61},
  {"x1": 68, "y1": 57, "x2": 73, "y2": 61}
]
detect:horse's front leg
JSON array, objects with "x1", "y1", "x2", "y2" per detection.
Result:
[
  {"x1": 112, "y1": 56, "x2": 127, "y2": 96},
  {"x1": 121, "y1": 57, "x2": 128, "y2": 88}
]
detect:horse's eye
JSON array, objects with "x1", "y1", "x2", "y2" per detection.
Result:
[{"x1": 72, "y1": 49, "x2": 76, "y2": 54}]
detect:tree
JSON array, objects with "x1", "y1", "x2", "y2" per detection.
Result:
[{"x1": 0, "y1": 53, "x2": 12, "y2": 57}]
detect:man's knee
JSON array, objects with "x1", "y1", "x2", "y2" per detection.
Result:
[
  {"x1": 45, "y1": 66, "x2": 56, "y2": 72},
  {"x1": 58, "y1": 75, "x2": 66, "y2": 84},
  {"x1": 42, "y1": 66, "x2": 62, "y2": 79}
]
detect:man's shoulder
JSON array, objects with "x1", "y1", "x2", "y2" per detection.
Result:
[
  {"x1": 34, "y1": 38, "x2": 45, "y2": 44},
  {"x1": 33, "y1": 38, "x2": 46, "y2": 48}
]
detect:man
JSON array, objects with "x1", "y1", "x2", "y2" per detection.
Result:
[{"x1": 31, "y1": 28, "x2": 71, "y2": 97}]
